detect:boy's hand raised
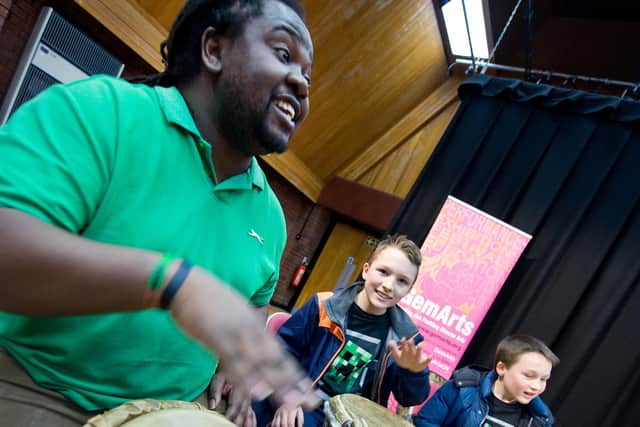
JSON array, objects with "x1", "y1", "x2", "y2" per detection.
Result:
[{"x1": 388, "y1": 338, "x2": 433, "y2": 373}]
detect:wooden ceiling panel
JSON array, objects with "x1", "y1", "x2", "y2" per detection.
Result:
[
  {"x1": 292, "y1": 0, "x2": 449, "y2": 180},
  {"x1": 393, "y1": 100, "x2": 459, "y2": 196},
  {"x1": 136, "y1": 0, "x2": 184, "y2": 31}
]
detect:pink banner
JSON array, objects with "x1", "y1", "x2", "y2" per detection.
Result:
[{"x1": 389, "y1": 195, "x2": 531, "y2": 413}]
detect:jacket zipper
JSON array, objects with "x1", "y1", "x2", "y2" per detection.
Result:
[
  {"x1": 311, "y1": 330, "x2": 346, "y2": 387},
  {"x1": 477, "y1": 409, "x2": 489, "y2": 427}
]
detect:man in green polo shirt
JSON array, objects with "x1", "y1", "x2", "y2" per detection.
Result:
[{"x1": 0, "y1": 0, "x2": 317, "y2": 426}]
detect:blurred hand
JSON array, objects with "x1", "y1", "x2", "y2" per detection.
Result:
[
  {"x1": 170, "y1": 267, "x2": 320, "y2": 411},
  {"x1": 388, "y1": 337, "x2": 432, "y2": 373},
  {"x1": 209, "y1": 372, "x2": 256, "y2": 427},
  {"x1": 271, "y1": 405, "x2": 303, "y2": 427}
]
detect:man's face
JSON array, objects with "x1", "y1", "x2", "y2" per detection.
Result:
[
  {"x1": 215, "y1": 0, "x2": 313, "y2": 156},
  {"x1": 358, "y1": 247, "x2": 418, "y2": 315},
  {"x1": 495, "y1": 351, "x2": 552, "y2": 404}
]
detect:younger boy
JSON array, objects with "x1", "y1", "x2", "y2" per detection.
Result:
[
  {"x1": 413, "y1": 335, "x2": 559, "y2": 427},
  {"x1": 254, "y1": 234, "x2": 432, "y2": 427}
]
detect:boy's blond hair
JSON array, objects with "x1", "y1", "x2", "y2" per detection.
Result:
[
  {"x1": 369, "y1": 234, "x2": 422, "y2": 280},
  {"x1": 493, "y1": 335, "x2": 560, "y2": 372}
]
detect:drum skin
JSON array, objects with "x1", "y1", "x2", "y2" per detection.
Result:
[
  {"x1": 323, "y1": 394, "x2": 413, "y2": 427},
  {"x1": 84, "y1": 399, "x2": 235, "y2": 427}
]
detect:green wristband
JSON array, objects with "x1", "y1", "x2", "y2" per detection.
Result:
[{"x1": 147, "y1": 253, "x2": 177, "y2": 291}]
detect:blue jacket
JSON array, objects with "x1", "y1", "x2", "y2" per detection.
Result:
[
  {"x1": 278, "y1": 283, "x2": 430, "y2": 406},
  {"x1": 413, "y1": 366, "x2": 554, "y2": 427}
]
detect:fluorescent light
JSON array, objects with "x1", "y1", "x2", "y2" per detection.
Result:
[{"x1": 441, "y1": 0, "x2": 489, "y2": 59}]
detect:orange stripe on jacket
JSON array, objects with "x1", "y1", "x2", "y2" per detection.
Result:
[{"x1": 317, "y1": 292, "x2": 345, "y2": 341}]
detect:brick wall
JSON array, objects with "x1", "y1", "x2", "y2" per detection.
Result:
[
  {"x1": 0, "y1": 0, "x2": 12, "y2": 34},
  {"x1": 262, "y1": 163, "x2": 334, "y2": 309},
  {"x1": 0, "y1": 0, "x2": 45, "y2": 103}
]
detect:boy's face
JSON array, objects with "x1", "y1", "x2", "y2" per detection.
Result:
[
  {"x1": 495, "y1": 351, "x2": 553, "y2": 404},
  {"x1": 357, "y1": 247, "x2": 418, "y2": 315}
]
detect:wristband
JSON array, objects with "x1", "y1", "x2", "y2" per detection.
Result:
[
  {"x1": 160, "y1": 261, "x2": 193, "y2": 309},
  {"x1": 147, "y1": 253, "x2": 177, "y2": 291}
]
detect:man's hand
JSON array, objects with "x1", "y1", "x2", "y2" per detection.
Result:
[
  {"x1": 271, "y1": 405, "x2": 303, "y2": 427},
  {"x1": 209, "y1": 371, "x2": 256, "y2": 427},
  {"x1": 170, "y1": 267, "x2": 320, "y2": 411},
  {"x1": 388, "y1": 338, "x2": 432, "y2": 373}
]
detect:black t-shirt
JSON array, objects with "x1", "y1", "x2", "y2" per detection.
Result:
[
  {"x1": 483, "y1": 393, "x2": 527, "y2": 427},
  {"x1": 317, "y1": 302, "x2": 390, "y2": 399}
]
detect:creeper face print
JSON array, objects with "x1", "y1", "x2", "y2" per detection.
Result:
[{"x1": 321, "y1": 340, "x2": 373, "y2": 395}]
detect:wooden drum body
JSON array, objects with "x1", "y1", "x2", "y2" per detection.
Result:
[
  {"x1": 84, "y1": 399, "x2": 235, "y2": 427},
  {"x1": 323, "y1": 394, "x2": 413, "y2": 427}
]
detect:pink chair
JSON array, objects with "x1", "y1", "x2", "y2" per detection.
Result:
[{"x1": 265, "y1": 311, "x2": 292, "y2": 335}]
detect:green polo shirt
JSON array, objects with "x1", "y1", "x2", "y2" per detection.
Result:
[{"x1": 0, "y1": 76, "x2": 286, "y2": 409}]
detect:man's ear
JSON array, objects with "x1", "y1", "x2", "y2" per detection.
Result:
[
  {"x1": 201, "y1": 27, "x2": 223, "y2": 74},
  {"x1": 496, "y1": 361, "x2": 507, "y2": 376}
]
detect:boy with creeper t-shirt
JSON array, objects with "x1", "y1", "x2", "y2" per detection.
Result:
[
  {"x1": 253, "y1": 234, "x2": 433, "y2": 427},
  {"x1": 413, "y1": 335, "x2": 559, "y2": 427}
]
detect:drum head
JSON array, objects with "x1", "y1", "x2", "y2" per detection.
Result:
[
  {"x1": 84, "y1": 399, "x2": 235, "y2": 427},
  {"x1": 324, "y1": 394, "x2": 413, "y2": 427}
]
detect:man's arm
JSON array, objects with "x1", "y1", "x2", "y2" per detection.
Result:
[
  {"x1": 0, "y1": 208, "x2": 167, "y2": 315},
  {"x1": 0, "y1": 209, "x2": 319, "y2": 410},
  {"x1": 255, "y1": 305, "x2": 269, "y2": 323}
]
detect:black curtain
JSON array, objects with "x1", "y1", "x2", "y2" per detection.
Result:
[{"x1": 389, "y1": 75, "x2": 640, "y2": 427}]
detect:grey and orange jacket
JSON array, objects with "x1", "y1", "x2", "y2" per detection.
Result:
[{"x1": 277, "y1": 283, "x2": 430, "y2": 406}]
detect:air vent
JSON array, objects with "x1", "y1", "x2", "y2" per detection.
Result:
[{"x1": 0, "y1": 7, "x2": 124, "y2": 124}]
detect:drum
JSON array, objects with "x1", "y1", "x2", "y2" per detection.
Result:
[
  {"x1": 84, "y1": 399, "x2": 235, "y2": 427},
  {"x1": 323, "y1": 394, "x2": 413, "y2": 427}
]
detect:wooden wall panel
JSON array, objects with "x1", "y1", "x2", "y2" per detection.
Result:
[
  {"x1": 394, "y1": 102, "x2": 460, "y2": 197},
  {"x1": 294, "y1": 223, "x2": 375, "y2": 308},
  {"x1": 359, "y1": 99, "x2": 460, "y2": 196},
  {"x1": 73, "y1": 0, "x2": 166, "y2": 71},
  {"x1": 136, "y1": 0, "x2": 183, "y2": 31},
  {"x1": 338, "y1": 78, "x2": 461, "y2": 182},
  {"x1": 393, "y1": 101, "x2": 460, "y2": 196},
  {"x1": 294, "y1": 0, "x2": 449, "y2": 180},
  {"x1": 261, "y1": 151, "x2": 324, "y2": 201}
]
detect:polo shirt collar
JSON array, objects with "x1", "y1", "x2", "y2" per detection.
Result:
[
  {"x1": 214, "y1": 157, "x2": 265, "y2": 192},
  {"x1": 248, "y1": 157, "x2": 266, "y2": 190},
  {"x1": 155, "y1": 85, "x2": 201, "y2": 137},
  {"x1": 155, "y1": 86, "x2": 265, "y2": 191}
]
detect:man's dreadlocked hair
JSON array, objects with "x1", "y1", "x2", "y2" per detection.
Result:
[{"x1": 131, "y1": 0, "x2": 305, "y2": 87}]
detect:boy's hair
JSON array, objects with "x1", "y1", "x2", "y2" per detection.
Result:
[
  {"x1": 493, "y1": 335, "x2": 560, "y2": 371},
  {"x1": 133, "y1": 0, "x2": 305, "y2": 87},
  {"x1": 369, "y1": 234, "x2": 423, "y2": 273}
]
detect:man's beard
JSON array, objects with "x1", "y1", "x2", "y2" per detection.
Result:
[
  {"x1": 255, "y1": 117, "x2": 288, "y2": 154},
  {"x1": 216, "y1": 78, "x2": 289, "y2": 156}
]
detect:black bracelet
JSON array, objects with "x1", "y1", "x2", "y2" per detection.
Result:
[{"x1": 160, "y1": 260, "x2": 193, "y2": 309}]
